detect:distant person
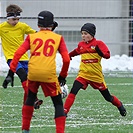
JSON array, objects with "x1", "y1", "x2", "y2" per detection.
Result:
[
  {"x1": 8, "y1": 10, "x2": 70, "y2": 133},
  {"x1": 0, "y1": 4, "x2": 43, "y2": 109},
  {"x1": 64, "y1": 23, "x2": 127, "y2": 117}
]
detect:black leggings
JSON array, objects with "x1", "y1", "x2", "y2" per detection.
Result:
[
  {"x1": 70, "y1": 80, "x2": 83, "y2": 95},
  {"x1": 99, "y1": 89, "x2": 113, "y2": 102},
  {"x1": 51, "y1": 94, "x2": 65, "y2": 118},
  {"x1": 16, "y1": 68, "x2": 27, "y2": 82},
  {"x1": 70, "y1": 80, "x2": 113, "y2": 102},
  {"x1": 25, "y1": 90, "x2": 64, "y2": 118},
  {"x1": 25, "y1": 90, "x2": 37, "y2": 106}
]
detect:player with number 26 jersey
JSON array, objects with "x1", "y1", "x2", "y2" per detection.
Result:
[
  {"x1": 9, "y1": 10, "x2": 70, "y2": 133},
  {"x1": 10, "y1": 30, "x2": 69, "y2": 86},
  {"x1": 28, "y1": 31, "x2": 67, "y2": 82}
]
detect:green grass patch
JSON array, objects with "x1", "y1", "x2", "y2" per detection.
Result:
[{"x1": 0, "y1": 73, "x2": 133, "y2": 133}]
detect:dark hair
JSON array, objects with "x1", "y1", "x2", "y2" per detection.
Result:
[{"x1": 6, "y1": 4, "x2": 22, "y2": 13}]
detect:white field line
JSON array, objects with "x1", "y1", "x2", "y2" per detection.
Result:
[
  {"x1": 0, "y1": 82, "x2": 133, "y2": 89},
  {"x1": 0, "y1": 103, "x2": 133, "y2": 108},
  {"x1": 0, "y1": 83, "x2": 132, "y2": 129},
  {"x1": 0, "y1": 102, "x2": 133, "y2": 129},
  {"x1": 0, "y1": 121, "x2": 133, "y2": 129}
]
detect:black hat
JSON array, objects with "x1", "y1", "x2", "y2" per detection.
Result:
[
  {"x1": 38, "y1": 10, "x2": 56, "y2": 27},
  {"x1": 81, "y1": 23, "x2": 96, "y2": 37}
]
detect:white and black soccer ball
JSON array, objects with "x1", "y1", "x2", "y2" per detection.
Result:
[{"x1": 60, "y1": 84, "x2": 69, "y2": 99}]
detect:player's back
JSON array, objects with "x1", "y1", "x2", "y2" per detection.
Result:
[{"x1": 28, "y1": 30, "x2": 61, "y2": 82}]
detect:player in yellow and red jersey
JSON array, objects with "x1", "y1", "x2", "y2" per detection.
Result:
[
  {"x1": 0, "y1": 4, "x2": 43, "y2": 109},
  {"x1": 64, "y1": 23, "x2": 127, "y2": 117},
  {"x1": 7, "y1": 10, "x2": 70, "y2": 133}
]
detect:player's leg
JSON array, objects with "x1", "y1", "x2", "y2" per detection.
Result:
[
  {"x1": 41, "y1": 81, "x2": 66, "y2": 133},
  {"x1": 64, "y1": 80, "x2": 83, "y2": 115},
  {"x1": 17, "y1": 68, "x2": 42, "y2": 108},
  {"x1": 22, "y1": 130, "x2": 30, "y2": 133},
  {"x1": 51, "y1": 94, "x2": 66, "y2": 133},
  {"x1": 16, "y1": 68, "x2": 28, "y2": 103},
  {"x1": 99, "y1": 89, "x2": 127, "y2": 116},
  {"x1": 22, "y1": 82, "x2": 38, "y2": 132},
  {"x1": 16, "y1": 62, "x2": 43, "y2": 109},
  {"x1": 90, "y1": 81, "x2": 127, "y2": 116},
  {"x1": 22, "y1": 61, "x2": 43, "y2": 109}
]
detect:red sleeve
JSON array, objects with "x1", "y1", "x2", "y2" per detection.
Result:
[
  {"x1": 69, "y1": 49, "x2": 79, "y2": 57},
  {"x1": 10, "y1": 35, "x2": 30, "y2": 72},
  {"x1": 58, "y1": 36, "x2": 68, "y2": 53},
  {"x1": 69, "y1": 42, "x2": 82, "y2": 57},
  {"x1": 97, "y1": 41, "x2": 110, "y2": 59},
  {"x1": 59, "y1": 52, "x2": 70, "y2": 78},
  {"x1": 58, "y1": 36, "x2": 70, "y2": 78}
]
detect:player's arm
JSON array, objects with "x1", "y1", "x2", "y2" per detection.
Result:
[
  {"x1": 2, "y1": 35, "x2": 30, "y2": 88},
  {"x1": 69, "y1": 49, "x2": 78, "y2": 59},
  {"x1": 95, "y1": 41, "x2": 110, "y2": 59},
  {"x1": 24, "y1": 23, "x2": 36, "y2": 34},
  {"x1": 10, "y1": 35, "x2": 30, "y2": 72},
  {"x1": 69, "y1": 43, "x2": 81, "y2": 59},
  {"x1": 58, "y1": 36, "x2": 70, "y2": 86}
]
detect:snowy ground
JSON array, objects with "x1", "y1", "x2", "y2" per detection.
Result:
[
  {"x1": 0, "y1": 54, "x2": 133, "y2": 76},
  {"x1": 56, "y1": 54, "x2": 133, "y2": 72}
]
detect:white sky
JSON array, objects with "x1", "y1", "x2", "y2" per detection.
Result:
[{"x1": 0, "y1": 53, "x2": 133, "y2": 76}]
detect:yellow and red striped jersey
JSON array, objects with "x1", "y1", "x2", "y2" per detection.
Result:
[{"x1": 69, "y1": 38, "x2": 110, "y2": 83}]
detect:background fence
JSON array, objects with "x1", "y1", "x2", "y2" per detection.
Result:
[{"x1": 0, "y1": 0, "x2": 133, "y2": 56}]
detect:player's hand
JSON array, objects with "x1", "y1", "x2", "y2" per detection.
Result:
[
  {"x1": 2, "y1": 69, "x2": 14, "y2": 88},
  {"x1": 95, "y1": 45, "x2": 103, "y2": 57},
  {"x1": 52, "y1": 21, "x2": 58, "y2": 31},
  {"x1": 58, "y1": 75, "x2": 66, "y2": 86}
]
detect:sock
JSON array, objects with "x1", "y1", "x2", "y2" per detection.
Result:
[
  {"x1": 22, "y1": 105, "x2": 34, "y2": 130},
  {"x1": 55, "y1": 116, "x2": 66, "y2": 133},
  {"x1": 64, "y1": 93, "x2": 76, "y2": 114},
  {"x1": 111, "y1": 95, "x2": 122, "y2": 107},
  {"x1": 22, "y1": 81, "x2": 28, "y2": 104}
]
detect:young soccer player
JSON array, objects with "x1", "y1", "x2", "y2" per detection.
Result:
[
  {"x1": 8, "y1": 10, "x2": 70, "y2": 133},
  {"x1": 64, "y1": 23, "x2": 127, "y2": 117},
  {"x1": 0, "y1": 4, "x2": 43, "y2": 108}
]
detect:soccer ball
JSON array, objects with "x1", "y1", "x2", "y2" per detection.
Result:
[{"x1": 60, "y1": 84, "x2": 69, "y2": 99}]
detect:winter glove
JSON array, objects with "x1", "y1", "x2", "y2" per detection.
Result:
[
  {"x1": 58, "y1": 75, "x2": 66, "y2": 86},
  {"x1": 52, "y1": 21, "x2": 58, "y2": 31},
  {"x1": 95, "y1": 45, "x2": 103, "y2": 57},
  {"x1": 2, "y1": 69, "x2": 14, "y2": 88}
]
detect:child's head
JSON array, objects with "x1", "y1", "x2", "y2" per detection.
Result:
[
  {"x1": 81, "y1": 23, "x2": 96, "y2": 37},
  {"x1": 6, "y1": 4, "x2": 22, "y2": 26},
  {"x1": 81, "y1": 23, "x2": 96, "y2": 43},
  {"x1": 38, "y1": 10, "x2": 58, "y2": 30},
  {"x1": 6, "y1": 4, "x2": 22, "y2": 18}
]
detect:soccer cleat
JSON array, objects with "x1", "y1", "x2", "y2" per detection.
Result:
[
  {"x1": 34, "y1": 99, "x2": 43, "y2": 109},
  {"x1": 22, "y1": 130, "x2": 30, "y2": 133},
  {"x1": 118, "y1": 104, "x2": 127, "y2": 116}
]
